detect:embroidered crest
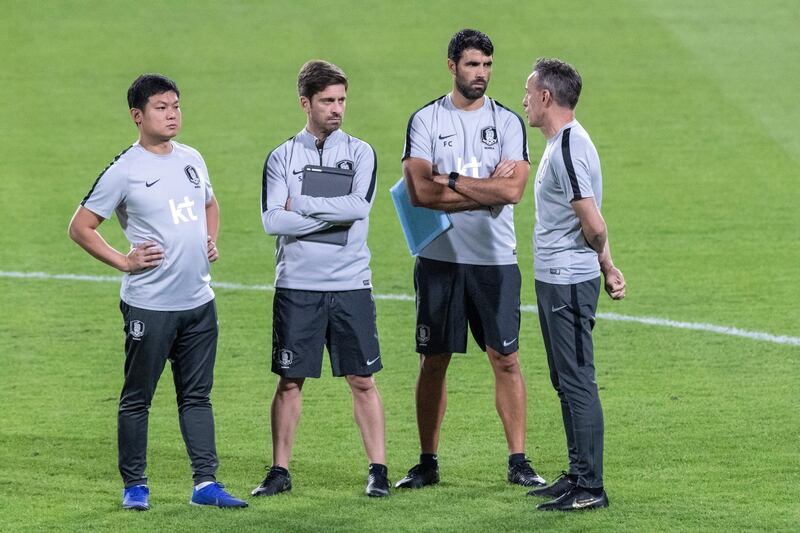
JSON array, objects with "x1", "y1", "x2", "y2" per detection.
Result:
[
  {"x1": 130, "y1": 320, "x2": 145, "y2": 339},
  {"x1": 277, "y1": 349, "x2": 294, "y2": 369},
  {"x1": 416, "y1": 324, "x2": 431, "y2": 344},
  {"x1": 480, "y1": 126, "x2": 498, "y2": 146},
  {"x1": 184, "y1": 165, "x2": 201, "y2": 188}
]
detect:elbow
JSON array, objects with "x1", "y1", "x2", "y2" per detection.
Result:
[
  {"x1": 409, "y1": 192, "x2": 434, "y2": 208},
  {"x1": 407, "y1": 187, "x2": 424, "y2": 208},
  {"x1": 262, "y1": 212, "x2": 279, "y2": 236},
  {"x1": 583, "y1": 225, "x2": 607, "y2": 251},
  {"x1": 504, "y1": 183, "x2": 527, "y2": 205},
  {"x1": 504, "y1": 190, "x2": 524, "y2": 205},
  {"x1": 351, "y1": 205, "x2": 371, "y2": 221},
  {"x1": 68, "y1": 222, "x2": 81, "y2": 243}
]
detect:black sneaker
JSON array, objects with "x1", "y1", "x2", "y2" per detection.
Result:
[
  {"x1": 508, "y1": 459, "x2": 547, "y2": 487},
  {"x1": 251, "y1": 466, "x2": 292, "y2": 497},
  {"x1": 537, "y1": 486, "x2": 609, "y2": 511},
  {"x1": 394, "y1": 463, "x2": 439, "y2": 489},
  {"x1": 527, "y1": 471, "x2": 577, "y2": 498},
  {"x1": 365, "y1": 464, "x2": 390, "y2": 497}
]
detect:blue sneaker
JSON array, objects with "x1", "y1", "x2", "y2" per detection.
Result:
[
  {"x1": 122, "y1": 484, "x2": 150, "y2": 511},
  {"x1": 190, "y1": 482, "x2": 248, "y2": 508}
]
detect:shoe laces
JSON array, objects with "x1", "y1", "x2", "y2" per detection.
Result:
[
  {"x1": 513, "y1": 459, "x2": 536, "y2": 475},
  {"x1": 407, "y1": 463, "x2": 432, "y2": 476},
  {"x1": 127, "y1": 485, "x2": 149, "y2": 497},
  {"x1": 203, "y1": 482, "x2": 227, "y2": 494},
  {"x1": 264, "y1": 467, "x2": 285, "y2": 483}
]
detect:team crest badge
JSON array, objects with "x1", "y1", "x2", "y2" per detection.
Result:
[
  {"x1": 130, "y1": 320, "x2": 145, "y2": 339},
  {"x1": 277, "y1": 349, "x2": 294, "y2": 369},
  {"x1": 416, "y1": 324, "x2": 431, "y2": 344},
  {"x1": 481, "y1": 126, "x2": 498, "y2": 146},
  {"x1": 184, "y1": 165, "x2": 201, "y2": 188},
  {"x1": 336, "y1": 160, "x2": 354, "y2": 171}
]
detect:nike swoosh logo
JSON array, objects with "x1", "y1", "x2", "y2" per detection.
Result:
[
  {"x1": 438, "y1": 133, "x2": 456, "y2": 139},
  {"x1": 145, "y1": 179, "x2": 160, "y2": 187},
  {"x1": 551, "y1": 304, "x2": 568, "y2": 312},
  {"x1": 572, "y1": 498, "x2": 599, "y2": 509},
  {"x1": 502, "y1": 338, "x2": 517, "y2": 347},
  {"x1": 366, "y1": 356, "x2": 381, "y2": 365},
  {"x1": 292, "y1": 169, "x2": 304, "y2": 175}
]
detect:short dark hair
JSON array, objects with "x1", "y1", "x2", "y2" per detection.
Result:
[
  {"x1": 448, "y1": 29, "x2": 493, "y2": 64},
  {"x1": 533, "y1": 58, "x2": 582, "y2": 109},
  {"x1": 297, "y1": 60, "x2": 348, "y2": 99},
  {"x1": 127, "y1": 74, "x2": 180, "y2": 110}
]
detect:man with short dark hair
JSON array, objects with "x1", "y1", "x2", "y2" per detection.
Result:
[
  {"x1": 522, "y1": 58, "x2": 626, "y2": 511},
  {"x1": 68, "y1": 73, "x2": 247, "y2": 510},
  {"x1": 396, "y1": 29, "x2": 546, "y2": 490},
  {"x1": 253, "y1": 60, "x2": 389, "y2": 498}
]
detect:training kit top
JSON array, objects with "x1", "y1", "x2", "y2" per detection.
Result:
[
  {"x1": 81, "y1": 141, "x2": 215, "y2": 311},
  {"x1": 261, "y1": 128, "x2": 377, "y2": 291},
  {"x1": 402, "y1": 94, "x2": 529, "y2": 266},
  {"x1": 533, "y1": 119, "x2": 603, "y2": 285}
]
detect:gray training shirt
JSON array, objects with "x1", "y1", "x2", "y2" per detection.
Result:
[
  {"x1": 261, "y1": 128, "x2": 377, "y2": 291},
  {"x1": 81, "y1": 141, "x2": 215, "y2": 311},
  {"x1": 403, "y1": 94, "x2": 529, "y2": 266},
  {"x1": 533, "y1": 119, "x2": 602, "y2": 284}
]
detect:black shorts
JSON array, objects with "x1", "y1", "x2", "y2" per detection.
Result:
[
  {"x1": 414, "y1": 257, "x2": 521, "y2": 355},
  {"x1": 271, "y1": 288, "x2": 382, "y2": 378}
]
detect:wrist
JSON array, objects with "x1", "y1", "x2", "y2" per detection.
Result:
[
  {"x1": 117, "y1": 253, "x2": 132, "y2": 273},
  {"x1": 448, "y1": 171, "x2": 459, "y2": 191}
]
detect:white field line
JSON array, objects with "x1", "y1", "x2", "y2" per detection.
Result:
[{"x1": 3, "y1": 271, "x2": 799, "y2": 347}]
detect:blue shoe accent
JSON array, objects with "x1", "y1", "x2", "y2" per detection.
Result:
[
  {"x1": 122, "y1": 484, "x2": 150, "y2": 511},
  {"x1": 190, "y1": 482, "x2": 248, "y2": 508}
]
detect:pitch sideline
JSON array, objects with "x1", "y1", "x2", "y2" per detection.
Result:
[{"x1": 3, "y1": 270, "x2": 799, "y2": 347}]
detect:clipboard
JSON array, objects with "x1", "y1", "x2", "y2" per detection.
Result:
[
  {"x1": 297, "y1": 165, "x2": 354, "y2": 246},
  {"x1": 390, "y1": 177, "x2": 452, "y2": 256}
]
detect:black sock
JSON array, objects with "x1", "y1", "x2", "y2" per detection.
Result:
[
  {"x1": 270, "y1": 465, "x2": 289, "y2": 476},
  {"x1": 420, "y1": 453, "x2": 438, "y2": 467},
  {"x1": 508, "y1": 453, "x2": 527, "y2": 466},
  {"x1": 369, "y1": 463, "x2": 387, "y2": 475}
]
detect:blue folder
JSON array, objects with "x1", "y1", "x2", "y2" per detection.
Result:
[{"x1": 390, "y1": 178, "x2": 452, "y2": 256}]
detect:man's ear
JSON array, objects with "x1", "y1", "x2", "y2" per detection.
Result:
[
  {"x1": 299, "y1": 96, "x2": 310, "y2": 113},
  {"x1": 130, "y1": 108, "x2": 143, "y2": 127},
  {"x1": 448, "y1": 58, "x2": 457, "y2": 76}
]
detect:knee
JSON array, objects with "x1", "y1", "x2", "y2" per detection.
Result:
[
  {"x1": 419, "y1": 354, "x2": 450, "y2": 379},
  {"x1": 490, "y1": 353, "x2": 521, "y2": 375},
  {"x1": 176, "y1": 391, "x2": 211, "y2": 412},
  {"x1": 346, "y1": 375, "x2": 376, "y2": 395},
  {"x1": 276, "y1": 377, "x2": 304, "y2": 396}
]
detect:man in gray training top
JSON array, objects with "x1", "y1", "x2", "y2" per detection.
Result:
[
  {"x1": 397, "y1": 28, "x2": 547, "y2": 490},
  {"x1": 522, "y1": 58, "x2": 626, "y2": 511},
  {"x1": 68, "y1": 74, "x2": 247, "y2": 510},
  {"x1": 253, "y1": 60, "x2": 389, "y2": 498}
]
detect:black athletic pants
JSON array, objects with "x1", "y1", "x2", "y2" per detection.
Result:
[
  {"x1": 535, "y1": 277, "x2": 604, "y2": 489},
  {"x1": 118, "y1": 300, "x2": 219, "y2": 488}
]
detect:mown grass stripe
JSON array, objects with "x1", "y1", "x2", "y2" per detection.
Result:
[{"x1": 3, "y1": 270, "x2": 798, "y2": 347}]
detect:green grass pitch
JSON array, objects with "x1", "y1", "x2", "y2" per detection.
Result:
[{"x1": 1, "y1": 0, "x2": 798, "y2": 531}]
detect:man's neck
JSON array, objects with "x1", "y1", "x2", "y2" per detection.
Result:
[
  {"x1": 306, "y1": 123, "x2": 334, "y2": 146},
  {"x1": 450, "y1": 89, "x2": 485, "y2": 111},
  {"x1": 138, "y1": 134, "x2": 174, "y2": 155},
  {"x1": 541, "y1": 110, "x2": 576, "y2": 140}
]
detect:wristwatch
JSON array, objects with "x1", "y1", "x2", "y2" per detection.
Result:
[{"x1": 448, "y1": 171, "x2": 459, "y2": 191}]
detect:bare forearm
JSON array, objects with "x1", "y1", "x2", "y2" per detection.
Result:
[
  {"x1": 598, "y1": 239, "x2": 616, "y2": 274},
  {"x1": 438, "y1": 175, "x2": 517, "y2": 206},
  {"x1": 70, "y1": 226, "x2": 128, "y2": 272},
  {"x1": 407, "y1": 176, "x2": 481, "y2": 211},
  {"x1": 205, "y1": 199, "x2": 219, "y2": 241},
  {"x1": 584, "y1": 228, "x2": 607, "y2": 257}
]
